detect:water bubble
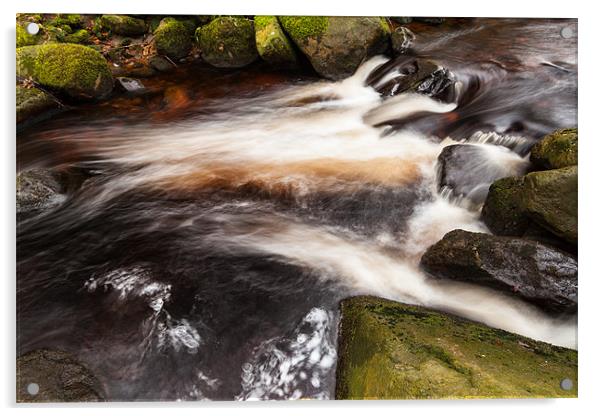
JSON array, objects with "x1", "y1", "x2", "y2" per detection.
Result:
[{"x1": 26, "y1": 23, "x2": 40, "y2": 35}]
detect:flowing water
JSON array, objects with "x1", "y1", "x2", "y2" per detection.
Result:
[{"x1": 17, "y1": 18, "x2": 577, "y2": 400}]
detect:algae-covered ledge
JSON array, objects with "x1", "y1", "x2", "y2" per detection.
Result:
[{"x1": 335, "y1": 296, "x2": 577, "y2": 400}]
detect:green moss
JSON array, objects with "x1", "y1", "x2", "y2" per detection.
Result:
[
  {"x1": 336, "y1": 296, "x2": 577, "y2": 399},
  {"x1": 196, "y1": 17, "x2": 258, "y2": 68},
  {"x1": 530, "y1": 128, "x2": 578, "y2": 169},
  {"x1": 481, "y1": 176, "x2": 530, "y2": 236},
  {"x1": 153, "y1": 17, "x2": 194, "y2": 60},
  {"x1": 99, "y1": 15, "x2": 147, "y2": 36},
  {"x1": 379, "y1": 17, "x2": 392, "y2": 34},
  {"x1": 16, "y1": 44, "x2": 113, "y2": 99},
  {"x1": 254, "y1": 16, "x2": 297, "y2": 67},
  {"x1": 17, "y1": 24, "x2": 39, "y2": 47},
  {"x1": 278, "y1": 16, "x2": 329, "y2": 40},
  {"x1": 48, "y1": 14, "x2": 82, "y2": 28},
  {"x1": 64, "y1": 29, "x2": 91, "y2": 44},
  {"x1": 16, "y1": 85, "x2": 57, "y2": 123}
]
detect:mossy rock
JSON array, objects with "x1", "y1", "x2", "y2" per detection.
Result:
[
  {"x1": 530, "y1": 128, "x2": 578, "y2": 170},
  {"x1": 16, "y1": 44, "x2": 113, "y2": 100},
  {"x1": 522, "y1": 166, "x2": 578, "y2": 244},
  {"x1": 48, "y1": 14, "x2": 83, "y2": 28},
  {"x1": 17, "y1": 23, "x2": 42, "y2": 47},
  {"x1": 481, "y1": 176, "x2": 530, "y2": 236},
  {"x1": 99, "y1": 15, "x2": 147, "y2": 36},
  {"x1": 64, "y1": 29, "x2": 91, "y2": 45},
  {"x1": 17, "y1": 349, "x2": 104, "y2": 402},
  {"x1": 153, "y1": 17, "x2": 194, "y2": 60},
  {"x1": 16, "y1": 85, "x2": 58, "y2": 124},
  {"x1": 336, "y1": 296, "x2": 577, "y2": 399},
  {"x1": 196, "y1": 17, "x2": 258, "y2": 68},
  {"x1": 279, "y1": 16, "x2": 389, "y2": 80},
  {"x1": 254, "y1": 16, "x2": 298, "y2": 67}
]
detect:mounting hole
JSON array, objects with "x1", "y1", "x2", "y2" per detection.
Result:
[
  {"x1": 26, "y1": 22, "x2": 40, "y2": 35},
  {"x1": 26, "y1": 382, "x2": 39, "y2": 396},
  {"x1": 560, "y1": 378, "x2": 573, "y2": 391},
  {"x1": 560, "y1": 26, "x2": 574, "y2": 39}
]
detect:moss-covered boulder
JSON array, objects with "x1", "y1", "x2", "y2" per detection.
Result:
[
  {"x1": 481, "y1": 176, "x2": 530, "y2": 236},
  {"x1": 16, "y1": 85, "x2": 58, "y2": 124},
  {"x1": 530, "y1": 128, "x2": 578, "y2": 170},
  {"x1": 16, "y1": 44, "x2": 113, "y2": 100},
  {"x1": 153, "y1": 17, "x2": 194, "y2": 60},
  {"x1": 254, "y1": 16, "x2": 298, "y2": 67},
  {"x1": 336, "y1": 296, "x2": 577, "y2": 399},
  {"x1": 17, "y1": 349, "x2": 104, "y2": 402},
  {"x1": 420, "y1": 229, "x2": 577, "y2": 313},
  {"x1": 196, "y1": 17, "x2": 258, "y2": 68},
  {"x1": 279, "y1": 16, "x2": 389, "y2": 80},
  {"x1": 522, "y1": 166, "x2": 578, "y2": 244},
  {"x1": 48, "y1": 14, "x2": 83, "y2": 28},
  {"x1": 64, "y1": 29, "x2": 91, "y2": 44},
  {"x1": 99, "y1": 14, "x2": 147, "y2": 36}
]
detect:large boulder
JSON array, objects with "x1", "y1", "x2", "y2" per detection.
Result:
[
  {"x1": 16, "y1": 85, "x2": 59, "y2": 124},
  {"x1": 17, "y1": 349, "x2": 104, "y2": 402},
  {"x1": 336, "y1": 296, "x2": 577, "y2": 399},
  {"x1": 195, "y1": 17, "x2": 258, "y2": 68},
  {"x1": 481, "y1": 176, "x2": 530, "y2": 236},
  {"x1": 420, "y1": 229, "x2": 577, "y2": 313},
  {"x1": 16, "y1": 44, "x2": 113, "y2": 100},
  {"x1": 17, "y1": 169, "x2": 65, "y2": 219},
  {"x1": 99, "y1": 15, "x2": 147, "y2": 36},
  {"x1": 254, "y1": 16, "x2": 298, "y2": 67},
  {"x1": 530, "y1": 128, "x2": 578, "y2": 170},
  {"x1": 279, "y1": 16, "x2": 389, "y2": 80},
  {"x1": 153, "y1": 17, "x2": 195, "y2": 60},
  {"x1": 437, "y1": 144, "x2": 529, "y2": 205},
  {"x1": 522, "y1": 166, "x2": 578, "y2": 244}
]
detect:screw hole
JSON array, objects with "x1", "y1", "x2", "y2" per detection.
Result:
[
  {"x1": 26, "y1": 23, "x2": 40, "y2": 35},
  {"x1": 26, "y1": 382, "x2": 39, "y2": 396}
]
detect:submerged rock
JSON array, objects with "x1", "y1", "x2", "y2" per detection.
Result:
[
  {"x1": 16, "y1": 85, "x2": 59, "y2": 124},
  {"x1": 336, "y1": 296, "x2": 577, "y2": 399},
  {"x1": 420, "y1": 229, "x2": 577, "y2": 313},
  {"x1": 437, "y1": 144, "x2": 528, "y2": 205},
  {"x1": 530, "y1": 128, "x2": 578, "y2": 170},
  {"x1": 391, "y1": 26, "x2": 415, "y2": 54},
  {"x1": 522, "y1": 166, "x2": 578, "y2": 244},
  {"x1": 17, "y1": 349, "x2": 104, "y2": 402},
  {"x1": 279, "y1": 16, "x2": 389, "y2": 80},
  {"x1": 99, "y1": 15, "x2": 147, "y2": 36},
  {"x1": 254, "y1": 16, "x2": 298, "y2": 67},
  {"x1": 17, "y1": 169, "x2": 65, "y2": 219},
  {"x1": 16, "y1": 44, "x2": 114, "y2": 100},
  {"x1": 153, "y1": 17, "x2": 195, "y2": 60},
  {"x1": 196, "y1": 17, "x2": 258, "y2": 68}
]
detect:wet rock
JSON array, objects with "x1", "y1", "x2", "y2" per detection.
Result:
[
  {"x1": 336, "y1": 296, "x2": 577, "y2": 399},
  {"x1": 420, "y1": 229, "x2": 577, "y2": 313},
  {"x1": 366, "y1": 56, "x2": 454, "y2": 99},
  {"x1": 196, "y1": 17, "x2": 258, "y2": 68},
  {"x1": 530, "y1": 128, "x2": 577, "y2": 170},
  {"x1": 17, "y1": 169, "x2": 65, "y2": 219},
  {"x1": 254, "y1": 16, "x2": 298, "y2": 67},
  {"x1": 16, "y1": 44, "x2": 114, "y2": 100},
  {"x1": 17, "y1": 349, "x2": 105, "y2": 402},
  {"x1": 148, "y1": 54, "x2": 175, "y2": 72},
  {"x1": 391, "y1": 17, "x2": 413, "y2": 24},
  {"x1": 153, "y1": 17, "x2": 195, "y2": 60},
  {"x1": 16, "y1": 85, "x2": 59, "y2": 124},
  {"x1": 116, "y1": 77, "x2": 147, "y2": 94},
  {"x1": 481, "y1": 176, "x2": 530, "y2": 236},
  {"x1": 437, "y1": 144, "x2": 529, "y2": 205},
  {"x1": 99, "y1": 14, "x2": 147, "y2": 36},
  {"x1": 413, "y1": 17, "x2": 446, "y2": 25},
  {"x1": 279, "y1": 16, "x2": 389, "y2": 80},
  {"x1": 522, "y1": 166, "x2": 577, "y2": 244},
  {"x1": 391, "y1": 26, "x2": 415, "y2": 54}
]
